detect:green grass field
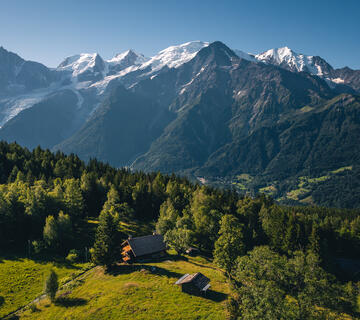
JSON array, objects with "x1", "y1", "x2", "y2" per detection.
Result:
[
  {"x1": 19, "y1": 254, "x2": 229, "y2": 320},
  {"x1": 0, "y1": 255, "x2": 90, "y2": 318}
]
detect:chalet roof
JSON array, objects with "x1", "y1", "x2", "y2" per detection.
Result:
[
  {"x1": 124, "y1": 234, "x2": 166, "y2": 257},
  {"x1": 175, "y1": 272, "x2": 210, "y2": 290}
]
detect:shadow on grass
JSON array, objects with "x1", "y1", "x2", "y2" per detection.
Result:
[
  {"x1": 181, "y1": 289, "x2": 228, "y2": 302},
  {"x1": 0, "y1": 251, "x2": 82, "y2": 270},
  {"x1": 203, "y1": 289, "x2": 228, "y2": 302},
  {"x1": 165, "y1": 254, "x2": 188, "y2": 262},
  {"x1": 107, "y1": 264, "x2": 183, "y2": 279},
  {"x1": 0, "y1": 295, "x2": 5, "y2": 307},
  {"x1": 186, "y1": 260, "x2": 220, "y2": 272},
  {"x1": 55, "y1": 297, "x2": 87, "y2": 307}
]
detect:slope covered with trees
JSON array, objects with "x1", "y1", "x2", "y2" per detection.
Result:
[{"x1": 0, "y1": 141, "x2": 359, "y2": 318}]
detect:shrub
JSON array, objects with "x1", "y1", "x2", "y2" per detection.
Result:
[
  {"x1": 66, "y1": 249, "x2": 81, "y2": 263},
  {"x1": 44, "y1": 270, "x2": 58, "y2": 302},
  {"x1": 29, "y1": 303, "x2": 38, "y2": 312},
  {"x1": 32, "y1": 240, "x2": 46, "y2": 254}
]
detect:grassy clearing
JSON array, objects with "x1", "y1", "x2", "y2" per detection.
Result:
[
  {"x1": 20, "y1": 254, "x2": 229, "y2": 320},
  {"x1": 299, "y1": 195, "x2": 314, "y2": 205},
  {"x1": 299, "y1": 105, "x2": 314, "y2": 113},
  {"x1": 307, "y1": 175, "x2": 331, "y2": 184},
  {"x1": 88, "y1": 218, "x2": 154, "y2": 237},
  {"x1": 284, "y1": 168, "x2": 351, "y2": 202},
  {"x1": 331, "y1": 166, "x2": 353, "y2": 174},
  {"x1": 259, "y1": 185, "x2": 277, "y2": 196},
  {"x1": 118, "y1": 219, "x2": 154, "y2": 237},
  {"x1": 0, "y1": 255, "x2": 89, "y2": 318},
  {"x1": 286, "y1": 188, "x2": 310, "y2": 201},
  {"x1": 231, "y1": 174, "x2": 254, "y2": 192},
  {"x1": 236, "y1": 173, "x2": 253, "y2": 183},
  {"x1": 231, "y1": 182, "x2": 246, "y2": 190}
]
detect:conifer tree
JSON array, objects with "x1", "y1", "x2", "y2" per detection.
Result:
[
  {"x1": 44, "y1": 270, "x2": 58, "y2": 302},
  {"x1": 91, "y1": 209, "x2": 118, "y2": 269}
]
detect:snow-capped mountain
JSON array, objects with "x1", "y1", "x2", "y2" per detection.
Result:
[
  {"x1": 56, "y1": 41, "x2": 209, "y2": 89},
  {"x1": 0, "y1": 41, "x2": 211, "y2": 126},
  {"x1": 107, "y1": 49, "x2": 149, "y2": 75},
  {"x1": 232, "y1": 46, "x2": 359, "y2": 91},
  {"x1": 88, "y1": 41, "x2": 210, "y2": 94},
  {"x1": 139, "y1": 41, "x2": 209, "y2": 73},
  {"x1": 57, "y1": 53, "x2": 106, "y2": 82},
  {"x1": 0, "y1": 40, "x2": 359, "y2": 133},
  {"x1": 254, "y1": 46, "x2": 333, "y2": 77}
]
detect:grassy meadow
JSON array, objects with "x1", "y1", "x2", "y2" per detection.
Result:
[
  {"x1": 0, "y1": 255, "x2": 91, "y2": 318},
  {"x1": 18, "y1": 254, "x2": 229, "y2": 320}
]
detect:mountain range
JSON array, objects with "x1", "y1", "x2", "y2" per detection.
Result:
[{"x1": 0, "y1": 41, "x2": 359, "y2": 208}]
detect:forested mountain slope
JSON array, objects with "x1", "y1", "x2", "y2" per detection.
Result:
[{"x1": 0, "y1": 42, "x2": 360, "y2": 208}]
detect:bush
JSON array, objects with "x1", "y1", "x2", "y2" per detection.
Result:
[
  {"x1": 66, "y1": 249, "x2": 81, "y2": 263},
  {"x1": 32, "y1": 240, "x2": 46, "y2": 254},
  {"x1": 29, "y1": 303, "x2": 38, "y2": 313}
]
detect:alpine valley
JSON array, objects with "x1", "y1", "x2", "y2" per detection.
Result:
[{"x1": 1, "y1": 41, "x2": 360, "y2": 208}]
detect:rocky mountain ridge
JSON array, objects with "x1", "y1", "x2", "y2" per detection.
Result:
[{"x1": 0, "y1": 41, "x2": 359, "y2": 207}]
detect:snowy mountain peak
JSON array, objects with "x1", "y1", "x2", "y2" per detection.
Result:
[
  {"x1": 255, "y1": 46, "x2": 332, "y2": 77},
  {"x1": 57, "y1": 53, "x2": 105, "y2": 79},
  {"x1": 256, "y1": 46, "x2": 298, "y2": 66},
  {"x1": 140, "y1": 41, "x2": 210, "y2": 72},
  {"x1": 107, "y1": 49, "x2": 148, "y2": 66}
]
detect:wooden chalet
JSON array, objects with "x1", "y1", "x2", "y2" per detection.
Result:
[
  {"x1": 121, "y1": 234, "x2": 166, "y2": 263},
  {"x1": 175, "y1": 272, "x2": 210, "y2": 295}
]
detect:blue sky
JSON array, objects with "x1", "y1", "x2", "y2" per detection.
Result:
[{"x1": 0, "y1": 0, "x2": 359, "y2": 69}]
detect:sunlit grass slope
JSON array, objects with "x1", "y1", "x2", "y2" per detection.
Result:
[
  {"x1": 0, "y1": 256, "x2": 88, "y2": 318},
  {"x1": 20, "y1": 255, "x2": 229, "y2": 320}
]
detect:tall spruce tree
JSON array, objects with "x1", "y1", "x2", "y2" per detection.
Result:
[{"x1": 91, "y1": 209, "x2": 118, "y2": 269}]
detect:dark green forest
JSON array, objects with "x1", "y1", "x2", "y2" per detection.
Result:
[{"x1": 0, "y1": 141, "x2": 359, "y2": 319}]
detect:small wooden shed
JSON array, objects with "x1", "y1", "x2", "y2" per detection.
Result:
[
  {"x1": 175, "y1": 272, "x2": 210, "y2": 295},
  {"x1": 121, "y1": 234, "x2": 166, "y2": 263}
]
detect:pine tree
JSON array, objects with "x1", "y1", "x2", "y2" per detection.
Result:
[
  {"x1": 283, "y1": 213, "x2": 299, "y2": 253},
  {"x1": 308, "y1": 223, "x2": 320, "y2": 254},
  {"x1": 91, "y1": 209, "x2": 118, "y2": 270},
  {"x1": 44, "y1": 270, "x2": 58, "y2": 302}
]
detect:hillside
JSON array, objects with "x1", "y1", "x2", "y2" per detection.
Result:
[
  {"x1": 0, "y1": 142, "x2": 359, "y2": 319},
  {"x1": 0, "y1": 255, "x2": 92, "y2": 319},
  {"x1": 17, "y1": 254, "x2": 228, "y2": 320}
]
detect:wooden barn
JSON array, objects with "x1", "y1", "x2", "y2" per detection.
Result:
[
  {"x1": 175, "y1": 272, "x2": 210, "y2": 295},
  {"x1": 121, "y1": 234, "x2": 166, "y2": 263}
]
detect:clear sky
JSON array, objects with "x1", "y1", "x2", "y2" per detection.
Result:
[{"x1": 0, "y1": 0, "x2": 359, "y2": 69}]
